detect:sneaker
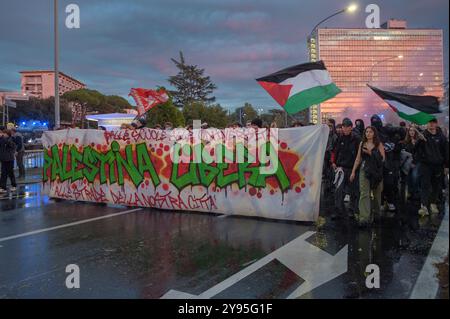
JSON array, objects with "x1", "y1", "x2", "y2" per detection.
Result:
[
  {"x1": 387, "y1": 203, "x2": 396, "y2": 211},
  {"x1": 344, "y1": 194, "x2": 350, "y2": 202},
  {"x1": 0, "y1": 188, "x2": 7, "y2": 194},
  {"x1": 430, "y1": 204, "x2": 439, "y2": 214},
  {"x1": 10, "y1": 187, "x2": 17, "y2": 192},
  {"x1": 418, "y1": 205, "x2": 429, "y2": 216}
]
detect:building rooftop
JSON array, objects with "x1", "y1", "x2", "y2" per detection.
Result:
[
  {"x1": 20, "y1": 70, "x2": 85, "y2": 86},
  {"x1": 85, "y1": 113, "x2": 137, "y2": 121}
]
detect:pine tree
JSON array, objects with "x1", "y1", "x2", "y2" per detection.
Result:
[{"x1": 168, "y1": 51, "x2": 217, "y2": 108}]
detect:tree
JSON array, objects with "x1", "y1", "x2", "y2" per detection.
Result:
[
  {"x1": 63, "y1": 89, "x2": 132, "y2": 114},
  {"x1": 168, "y1": 51, "x2": 217, "y2": 107},
  {"x1": 228, "y1": 103, "x2": 258, "y2": 125},
  {"x1": 145, "y1": 98, "x2": 185, "y2": 128},
  {"x1": 62, "y1": 89, "x2": 132, "y2": 127},
  {"x1": 9, "y1": 97, "x2": 72, "y2": 128},
  {"x1": 183, "y1": 102, "x2": 228, "y2": 128},
  {"x1": 105, "y1": 95, "x2": 133, "y2": 112}
]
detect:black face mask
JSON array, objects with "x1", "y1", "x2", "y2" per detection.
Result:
[{"x1": 372, "y1": 121, "x2": 382, "y2": 130}]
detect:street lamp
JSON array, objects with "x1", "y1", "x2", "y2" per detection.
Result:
[
  {"x1": 368, "y1": 55, "x2": 403, "y2": 84},
  {"x1": 308, "y1": 3, "x2": 358, "y2": 124},
  {"x1": 309, "y1": 3, "x2": 358, "y2": 38}
]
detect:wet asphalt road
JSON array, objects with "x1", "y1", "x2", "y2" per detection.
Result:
[{"x1": 0, "y1": 183, "x2": 447, "y2": 299}]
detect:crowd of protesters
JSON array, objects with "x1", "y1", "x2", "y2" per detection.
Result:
[
  {"x1": 2, "y1": 114, "x2": 448, "y2": 228},
  {"x1": 323, "y1": 115, "x2": 449, "y2": 228},
  {"x1": 123, "y1": 114, "x2": 448, "y2": 228}
]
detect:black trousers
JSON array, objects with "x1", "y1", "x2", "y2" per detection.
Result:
[
  {"x1": 419, "y1": 163, "x2": 444, "y2": 208},
  {"x1": 1, "y1": 161, "x2": 17, "y2": 189},
  {"x1": 383, "y1": 167, "x2": 399, "y2": 204},
  {"x1": 334, "y1": 167, "x2": 358, "y2": 215},
  {"x1": 16, "y1": 151, "x2": 25, "y2": 177}
]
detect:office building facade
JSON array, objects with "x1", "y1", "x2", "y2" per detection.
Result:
[
  {"x1": 20, "y1": 70, "x2": 86, "y2": 99},
  {"x1": 309, "y1": 20, "x2": 444, "y2": 123}
]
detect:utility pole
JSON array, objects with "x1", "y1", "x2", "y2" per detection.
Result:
[{"x1": 54, "y1": 0, "x2": 60, "y2": 129}]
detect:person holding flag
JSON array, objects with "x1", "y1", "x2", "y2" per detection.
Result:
[{"x1": 128, "y1": 87, "x2": 169, "y2": 128}]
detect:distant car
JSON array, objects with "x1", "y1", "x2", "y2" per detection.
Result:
[{"x1": 24, "y1": 137, "x2": 43, "y2": 150}]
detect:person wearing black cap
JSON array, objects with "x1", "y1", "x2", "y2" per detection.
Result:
[
  {"x1": 330, "y1": 118, "x2": 361, "y2": 219},
  {"x1": 415, "y1": 118, "x2": 449, "y2": 216}
]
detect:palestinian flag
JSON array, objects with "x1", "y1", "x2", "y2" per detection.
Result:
[
  {"x1": 256, "y1": 61, "x2": 341, "y2": 114},
  {"x1": 368, "y1": 85, "x2": 441, "y2": 125}
]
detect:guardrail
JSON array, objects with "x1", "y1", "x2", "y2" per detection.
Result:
[{"x1": 15, "y1": 149, "x2": 44, "y2": 169}]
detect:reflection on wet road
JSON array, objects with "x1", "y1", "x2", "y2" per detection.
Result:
[{"x1": 0, "y1": 183, "x2": 447, "y2": 299}]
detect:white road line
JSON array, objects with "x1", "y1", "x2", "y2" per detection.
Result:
[
  {"x1": 0, "y1": 208, "x2": 142, "y2": 243},
  {"x1": 162, "y1": 231, "x2": 348, "y2": 299},
  {"x1": 410, "y1": 204, "x2": 449, "y2": 299}
]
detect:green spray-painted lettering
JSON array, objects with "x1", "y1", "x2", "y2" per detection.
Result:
[
  {"x1": 169, "y1": 143, "x2": 290, "y2": 192},
  {"x1": 44, "y1": 141, "x2": 159, "y2": 188}
]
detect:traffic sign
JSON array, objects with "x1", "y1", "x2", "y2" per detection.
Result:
[{"x1": 5, "y1": 99, "x2": 16, "y2": 108}]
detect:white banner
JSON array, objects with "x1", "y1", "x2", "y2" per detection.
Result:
[{"x1": 42, "y1": 126, "x2": 329, "y2": 222}]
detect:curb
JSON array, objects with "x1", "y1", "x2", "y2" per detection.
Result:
[{"x1": 410, "y1": 204, "x2": 449, "y2": 299}]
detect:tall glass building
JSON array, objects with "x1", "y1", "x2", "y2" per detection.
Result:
[{"x1": 309, "y1": 20, "x2": 444, "y2": 123}]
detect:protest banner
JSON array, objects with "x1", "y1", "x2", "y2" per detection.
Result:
[{"x1": 42, "y1": 125, "x2": 329, "y2": 222}]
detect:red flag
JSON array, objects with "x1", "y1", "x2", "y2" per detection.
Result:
[{"x1": 129, "y1": 88, "x2": 169, "y2": 116}]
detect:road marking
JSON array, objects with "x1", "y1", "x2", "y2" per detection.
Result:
[
  {"x1": 161, "y1": 231, "x2": 348, "y2": 299},
  {"x1": 0, "y1": 193, "x2": 38, "y2": 200},
  {"x1": 410, "y1": 204, "x2": 449, "y2": 299},
  {"x1": 0, "y1": 208, "x2": 142, "y2": 243}
]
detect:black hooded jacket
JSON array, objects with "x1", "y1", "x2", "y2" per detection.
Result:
[
  {"x1": 0, "y1": 136, "x2": 16, "y2": 162},
  {"x1": 332, "y1": 132, "x2": 361, "y2": 169},
  {"x1": 415, "y1": 129, "x2": 449, "y2": 167},
  {"x1": 352, "y1": 119, "x2": 365, "y2": 138},
  {"x1": 370, "y1": 115, "x2": 404, "y2": 168}
]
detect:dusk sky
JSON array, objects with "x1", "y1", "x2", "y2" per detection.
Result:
[{"x1": 0, "y1": 0, "x2": 448, "y2": 111}]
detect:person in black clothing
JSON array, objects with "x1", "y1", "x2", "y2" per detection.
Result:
[
  {"x1": 370, "y1": 115, "x2": 404, "y2": 212},
  {"x1": 353, "y1": 119, "x2": 365, "y2": 138},
  {"x1": 399, "y1": 125, "x2": 420, "y2": 201},
  {"x1": 323, "y1": 119, "x2": 338, "y2": 194},
  {"x1": 335, "y1": 124, "x2": 343, "y2": 137},
  {"x1": 0, "y1": 128, "x2": 17, "y2": 193},
  {"x1": 415, "y1": 119, "x2": 449, "y2": 216},
  {"x1": 11, "y1": 127, "x2": 25, "y2": 178},
  {"x1": 331, "y1": 118, "x2": 361, "y2": 219}
]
